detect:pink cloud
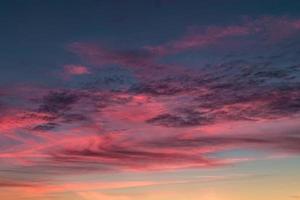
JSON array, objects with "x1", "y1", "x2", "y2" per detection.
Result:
[
  {"x1": 145, "y1": 16, "x2": 300, "y2": 56},
  {"x1": 66, "y1": 42, "x2": 191, "y2": 84},
  {"x1": 1, "y1": 85, "x2": 300, "y2": 175},
  {"x1": 63, "y1": 16, "x2": 300, "y2": 83},
  {"x1": 63, "y1": 64, "x2": 90, "y2": 76},
  {"x1": 145, "y1": 25, "x2": 249, "y2": 56},
  {"x1": 68, "y1": 42, "x2": 155, "y2": 68}
]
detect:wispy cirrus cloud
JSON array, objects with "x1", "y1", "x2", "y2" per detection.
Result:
[{"x1": 145, "y1": 16, "x2": 300, "y2": 56}]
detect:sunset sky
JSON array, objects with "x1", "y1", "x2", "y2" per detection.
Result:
[{"x1": 0, "y1": 0, "x2": 300, "y2": 199}]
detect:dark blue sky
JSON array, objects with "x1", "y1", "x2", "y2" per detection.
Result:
[{"x1": 1, "y1": 0, "x2": 300, "y2": 85}]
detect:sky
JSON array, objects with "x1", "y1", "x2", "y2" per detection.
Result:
[{"x1": 0, "y1": 0, "x2": 300, "y2": 199}]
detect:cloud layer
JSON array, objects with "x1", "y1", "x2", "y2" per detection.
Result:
[{"x1": 0, "y1": 15, "x2": 300, "y2": 199}]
